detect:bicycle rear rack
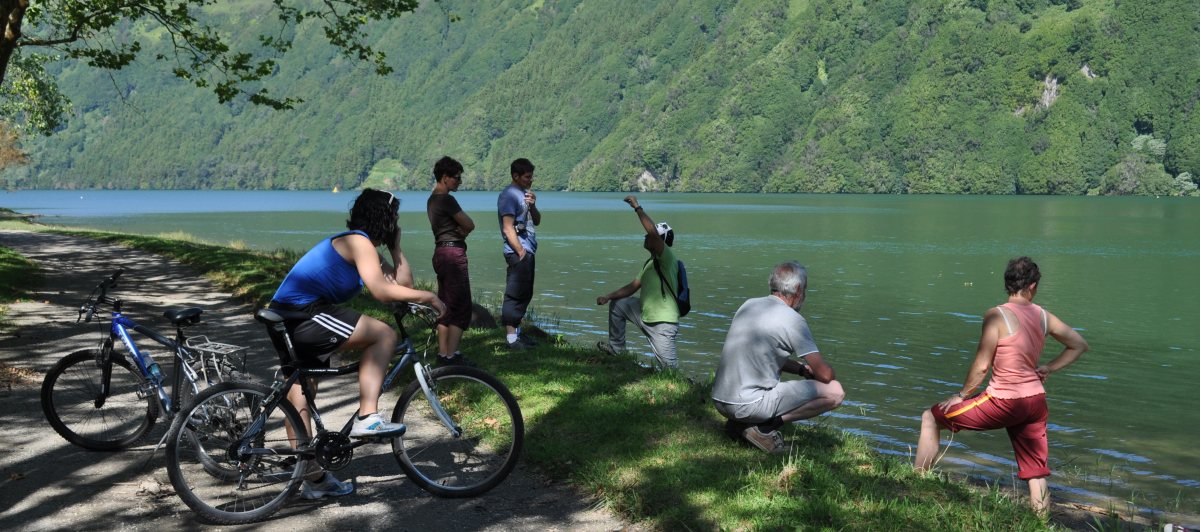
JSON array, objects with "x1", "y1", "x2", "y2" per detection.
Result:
[{"x1": 185, "y1": 336, "x2": 249, "y2": 374}]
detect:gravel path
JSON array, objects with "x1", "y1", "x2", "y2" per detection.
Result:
[{"x1": 0, "y1": 230, "x2": 632, "y2": 531}]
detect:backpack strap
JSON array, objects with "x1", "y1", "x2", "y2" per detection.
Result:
[{"x1": 649, "y1": 256, "x2": 677, "y2": 299}]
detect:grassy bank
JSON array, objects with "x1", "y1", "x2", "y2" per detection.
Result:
[
  {"x1": 0, "y1": 225, "x2": 1115, "y2": 530},
  {"x1": 66, "y1": 230, "x2": 1059, "y2": 529}
]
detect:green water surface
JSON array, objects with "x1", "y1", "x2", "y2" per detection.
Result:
[{"x1": 24, "y1": 190, "x2": 1199, "y2": 515}]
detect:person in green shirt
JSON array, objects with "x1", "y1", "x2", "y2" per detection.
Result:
[{"x1": 595, "y1": 195, "x2": 682, "y2": 369}]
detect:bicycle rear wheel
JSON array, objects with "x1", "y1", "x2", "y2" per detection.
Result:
[
  {"x1": 391, "y1": 365, "x2": 524, "y2": 497},
  {"x1": 40, "y1": 349, "x2": 158, "y2": 451},
  {"x1": 166, "y1": 381, "x2": 306, "y2": 525}
]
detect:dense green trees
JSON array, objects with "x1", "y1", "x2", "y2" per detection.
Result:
[{"x1": 4, "y1": 0, "x2": 1198, "y2": 195}]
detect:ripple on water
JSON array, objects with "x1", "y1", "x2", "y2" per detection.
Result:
[
  {"x1": 1064, "y1": 373, "x2": 1109, "y2": 380},
  {"x1": 853, "y1": 361, "x2": 905, "y2": 370},
  {"x1": 1086, "y1": 448, "x2": 1153, "y2": 463},
  {"x1": 828, "y1": 411, "x2": 879, "y2": 422},
  {"x1": 1046, "y1": 422, "x2": 1087, "y2": 434}
]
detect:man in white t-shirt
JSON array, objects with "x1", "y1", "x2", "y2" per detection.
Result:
[{"x1": 711, "y1": 261, "x2": 846, "y2": 453}]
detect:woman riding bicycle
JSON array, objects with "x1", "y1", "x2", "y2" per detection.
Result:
[{"x1": 269, "y1": 189, "x2": 445, "y2": 498}]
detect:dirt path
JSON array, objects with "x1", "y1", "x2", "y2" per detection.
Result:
[{"x1": 0, "y1": 230, "x2": 631, "y2": 531}]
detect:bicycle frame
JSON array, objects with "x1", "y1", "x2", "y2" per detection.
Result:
[
  {"x1": 103, "y1": 310, "x2": 199, "y2": 417},
  {"x1": 237, "y1": 307, "x2": 460, "y2": 459}
]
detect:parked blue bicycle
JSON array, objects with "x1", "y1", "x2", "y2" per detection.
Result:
[{"x1": 40, "y1": 270, "x2": 249, "y2": 451}]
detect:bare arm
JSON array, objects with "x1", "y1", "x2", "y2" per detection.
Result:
[
  {"x1": 787, "y1": 353, "x2": 836, "y2": 383},
  {"x1": 382, "y1": 229, "x2": 413, "y2": 287},
  {"x1": 343, "y1": 234, "x2": 445, "y2": 316},
  {"x1": 623, "y1": 195, "x2": 664, "y2": 257},
  {"x1": 501, "y1": 215, "x2": 526, "y2": 259},
  {"x1": 527, "y1": 190, "x2": 541, "y2": 226},
  {"x1": 940, "y1": 308, "x2": 1002, "y2": 409},
  {"x1": 1036, "y1": 311, "x2": 1089, "y2": 380},
  {"x1": 596, "y1": 279, "x2": 642, "y2": 305},
  {"x1": 452, "y1": 210, "x2": 475, "y2": 237}
]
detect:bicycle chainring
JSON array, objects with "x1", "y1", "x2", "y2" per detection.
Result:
[{"x1": 312, "y1": 432, "x2": 353, "y2": 471}]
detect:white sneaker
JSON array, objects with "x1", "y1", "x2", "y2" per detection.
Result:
[
  {"x1": 349, "y1": 412, "x2": 406, "y2": 438},
  {"x1": 301, "y1": 472, "x2": 353, "y2": 500}
]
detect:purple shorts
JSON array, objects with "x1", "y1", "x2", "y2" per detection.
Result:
[{"x1": 432, "y1": 246, "x2": 472, "y2": 329}]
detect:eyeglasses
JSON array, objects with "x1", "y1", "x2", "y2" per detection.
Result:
[
  {"x1": 449, "y1": 174, "x2": 463, "y2": 181},
  {"x1": 384, "y1": 191, "x2": 398, "y2": 210}
]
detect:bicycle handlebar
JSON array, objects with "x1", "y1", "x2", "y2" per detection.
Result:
[
  {"x1": 79, "y1": 269, "x2": 125, "y2": 323},
  {"x1": 391, "y1": 302, "x2": 438, "y2": 323}
]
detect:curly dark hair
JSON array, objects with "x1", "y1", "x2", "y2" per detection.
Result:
[
  {"x1": 346, "y1": 188, "x2": 399, "y2": 244},
  {"x1": 1003, "y1": 256, "x2": 1041, "y2": 295}
]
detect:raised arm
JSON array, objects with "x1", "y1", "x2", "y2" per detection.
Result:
[
  {"x1": 346, "y1": 234, "x2": 444, "y2": 314},
  {"x1": 382, "y1": 228, "x2": 414, "y2": 288},
  {"x1": 623, "y1": 195, "x2": 664, "y2": 257},
  {"x1": 527, "y1": 190, "x2": 541, "y2": 226}
]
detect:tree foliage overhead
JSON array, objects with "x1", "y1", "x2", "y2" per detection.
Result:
[
  {"x1": 5, "y1": 0, "x2": 1200, "y2": 196},
  {"x1": 0, "y1": 0, "x2": 419, "y2": 134}
]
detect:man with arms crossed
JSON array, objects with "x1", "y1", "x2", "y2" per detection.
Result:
[
  {"x1": 497, "y1": 158, "x2": 542, "y2": 350},
  {"x1": 711, "y1": 261, "x2": 846, "y2": 453}
]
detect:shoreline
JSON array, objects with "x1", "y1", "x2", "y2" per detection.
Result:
[{"x1": 2, "y1": 226, "x2": 1195, "y2": 529}]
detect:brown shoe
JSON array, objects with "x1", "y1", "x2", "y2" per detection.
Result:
[{"x1": 742, "y1": 426, "x2": 789, "y2": 454}]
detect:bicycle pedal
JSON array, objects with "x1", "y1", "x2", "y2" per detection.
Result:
[{"x1": 350, "y1": 431, "x2": 404, "y2": 442}]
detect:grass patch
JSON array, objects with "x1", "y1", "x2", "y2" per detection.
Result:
[
  {"x1": 26, "y1": 228, "x2": 1068, "y2": 530},
  {"x1": 485, "y1": 344, "x2": 1049, "y2": 530},
  {"x1": 0, "y1": 244, "x2": 39, "y2": 303},
  {"x1": 0, "y1": 207, "x2": 42, "y2": 231},
  {"x1": 0, "y1": 241, "x2": 43, "y2": 391}
]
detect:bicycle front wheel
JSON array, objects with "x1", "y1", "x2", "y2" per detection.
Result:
[
  {"x1": 40, "y1": 349, "x2": 158, "y2": 451},
  {"x1": 391, "y1": 366, "x2": 524, "y2": 497},
  {"x1": 166, "y1": 381, "x2": 306, "y2": 525}
]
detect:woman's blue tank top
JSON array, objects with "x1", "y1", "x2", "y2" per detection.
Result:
[{"x1": 271, "y1": 230, "x2": 367, "y2": 305}]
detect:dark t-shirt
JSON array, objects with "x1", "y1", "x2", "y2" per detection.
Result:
[{"x1": 427, "y1": 193, "x2": 465, "y2": 242}]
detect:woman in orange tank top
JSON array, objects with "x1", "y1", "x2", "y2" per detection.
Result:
[{"x1": 914, "y1": 257, "x2": 1089, "y2": 514}]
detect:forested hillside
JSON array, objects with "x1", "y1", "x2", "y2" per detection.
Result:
[{"x1": 5, "y1": 0, "x2": 1198, "y2": 195}]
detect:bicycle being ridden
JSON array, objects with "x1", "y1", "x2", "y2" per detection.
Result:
[
  {"x1": 40, "y1": 269, "x2": 251, "y2": 451},
  {"x1": 165, "y1": 302, "x2": 524, "y2": 524}
]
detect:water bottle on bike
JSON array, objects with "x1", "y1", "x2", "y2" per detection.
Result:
[{"x1": 144, "y1": 355, "x2": 171, "y2": 405}]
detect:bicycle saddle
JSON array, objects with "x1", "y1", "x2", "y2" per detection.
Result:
[{"x1": 163, "y1": 307, "x2": 203, "y2": 327}]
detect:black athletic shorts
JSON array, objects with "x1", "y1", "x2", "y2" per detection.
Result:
[{"x1": 268, "y1": 300, "x2": 362, "y2": 368}]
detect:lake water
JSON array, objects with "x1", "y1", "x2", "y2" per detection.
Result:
[{"x1": 5, "y1": 189, "x2": 1198, "y2": 516}]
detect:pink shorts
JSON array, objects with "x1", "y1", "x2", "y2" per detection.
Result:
[{"x1": 931, "y1": 392, "x2": 1050, "y2": 480}]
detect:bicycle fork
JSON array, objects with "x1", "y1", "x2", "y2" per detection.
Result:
[
  {"x1": 380, "y1": 344, "x2": 461, "y2": 438},
  {"x1": 412, "y1": 362, "x2": 462, "y2": 439},
  {"x1": 93, "y1": 339, "x2": 116, "y2": 408}
]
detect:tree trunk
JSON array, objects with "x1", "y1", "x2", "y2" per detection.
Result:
[{"x1": 0, "y1": 0, "x2": 29, "y2": 87}]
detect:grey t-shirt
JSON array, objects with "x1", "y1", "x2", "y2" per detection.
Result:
[{"x1": 711, "y1": 295, "x2": 820, "y2": 405}]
